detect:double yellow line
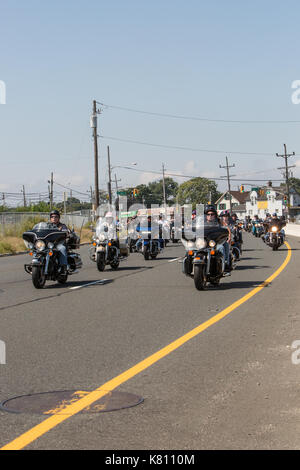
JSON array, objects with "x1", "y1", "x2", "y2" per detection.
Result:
[{"x1": 1, "y1": 242, "x2": 292, "y2": 450}]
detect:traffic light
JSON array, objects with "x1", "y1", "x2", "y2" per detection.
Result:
[
  {"x1": 133, "y1": 189, "x2": 139, "y2": 197},
  {"x1": 240, "y1": 185, "x2": 244, "y2": 193},
  {"x1": 283, "y1": 195, "x2": 288, "y2": 205}
]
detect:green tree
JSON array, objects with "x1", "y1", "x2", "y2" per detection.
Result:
[
  {"x1": 124, "y1": 178, "x2": 179, "y2": 207},
  {"x1": 176, "y1": 177, "x2": 221, "y2": 209},
  {"x1": 283, "y1": 177, "x2": 300, "y2": 194}
]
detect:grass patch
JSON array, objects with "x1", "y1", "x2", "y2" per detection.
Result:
[
  {"x1": 0, "y1": 218, "x2": 93, "y2": 254},
  {"x1": 0, "y1": 240, "x2": 16, "y2": 254}
]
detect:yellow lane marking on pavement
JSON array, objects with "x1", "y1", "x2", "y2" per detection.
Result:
[{"x1": 1, "y1": 242, "x2": 292, "y2": 450}]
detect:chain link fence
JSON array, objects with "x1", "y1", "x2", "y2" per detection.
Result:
[{"x1": 0, "y1": 212, "x2": 93, "y2": 235}]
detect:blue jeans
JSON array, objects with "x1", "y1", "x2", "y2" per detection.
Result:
[
  {"x1": 57, "y1": 244, "x2": 68, "y2": 266},
  {"x1": 216, "y1": 242, "x2": 230, "y2": 266}
]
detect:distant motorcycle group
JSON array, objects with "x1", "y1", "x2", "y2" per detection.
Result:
[
  {"x1": 22, "y1": 206, "x2": 282, "y2": 291},
  {"x1": 244, "y1": 213, "x2": 286, "y2": 251}
]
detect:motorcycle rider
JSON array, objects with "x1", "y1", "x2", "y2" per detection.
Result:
[
  {"x1": 265, "y1": 212, "x2": 286, "y2": 244},
  {"x1": 96, "y1": 211, "x2": 118, "y2": 243},
  {"x1": 136, "y1": 214, "x2": 164, "y2": 251},
  {"x1": 230, "y1": 212, "x2": 243, "y2": 254},
  {"x1": 49, "y1": 209, "x2": 70, "y2": 273},
  {"x1": 199, "y1": 206, "x2": 231, "y2": 273},
  {"x1": 251, "y1": 214, "x2": 260, "y2": 236},
  {"x1": 262, "y1": 213, "x2": 271, "y2": 241},
  {"x1": 219, "y1": 210, "x2": 233, "y2": 272}
]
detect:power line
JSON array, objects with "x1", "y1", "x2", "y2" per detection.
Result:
[
  {"x1": 113, "y1": 164, "x2": 284, "y2": 182},
  {"x1": 97, "y1": 101, "x2": 300, "y2": 124},
  {"x1": 100, "y1": 135, "x2": 293, "y2": 157}
]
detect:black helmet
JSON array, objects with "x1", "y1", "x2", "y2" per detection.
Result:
[
  {"x1": 50, "y1": 209, "x2": 60, "y2": 218},
  {"x1": 220, "y1": 210, "x2": 230, "y2": 217},
  {"x1": 204, "y1": 204, "x2": 217, "y2": 215}
]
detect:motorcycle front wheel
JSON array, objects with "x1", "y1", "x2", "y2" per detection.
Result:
[
  {"x1": 96, "y1": 252, "x2": 106, "y2": 272},
  {"x1": 32, "y1": 266, "x2": 46, "y2": 289},
  {"x1": 194, "y1": 264, "x2": 206, "y2": 291}
]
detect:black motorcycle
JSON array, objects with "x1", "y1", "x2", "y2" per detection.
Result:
[
  {"x1": 23, "y1": 222, "x2": 82, "y2": 288},
  {"x1": 265, "y1": 222, "x2": 285, "y2": 251},
  {"x1": 182, "y1": 225, "x2": 229, "y2": 290}
]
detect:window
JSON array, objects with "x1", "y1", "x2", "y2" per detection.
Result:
[{"x1": 219, "y1": 203, "x2": 226, "y2": 210}]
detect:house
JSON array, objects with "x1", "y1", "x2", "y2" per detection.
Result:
[
  {"x1": 245, "y1": 184, "x2": 300, "y2": 218},
  {"x1": 215, "y1": 190, "x2": 250, "y2": 218}
]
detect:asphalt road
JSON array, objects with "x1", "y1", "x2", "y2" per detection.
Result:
[{"x1": 0, "y1": 233, "x2": 300, "y2": 450}]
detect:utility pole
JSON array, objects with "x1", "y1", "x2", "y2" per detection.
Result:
[
  {"x1": 219, "y1": 156, "x2": 235, "y2": 214},
  {"x1": 50, "y1": 172, "x2": 53, "y2": 210},
  {"x1": 63, "y1": 192, "x2": 67, "y2": 217},
  {"x1": 276, "y1": 144, "x2": 295, "y2": 219},
  {"x1": 114, "y1": 174, "x2": 119, "y2": 194},
  {"x1": 21, "y1": 185, "x2": 27, "y2": 208},
  {"x1": 91, "y1": 100, "x2": 101, "y2": 211},
  {"x1": 162, "y1": 163, "x2": 167, "y2": 210},
  {"x1": 107, "y1": 145, "x2": 112, "y2": 205},
  {"x1": 47, "y1": 172, "x2": 54, "y2": 210}
]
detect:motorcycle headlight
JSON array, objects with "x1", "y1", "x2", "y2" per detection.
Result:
[
  {"x1": 48, "y1": 242, "x2": 54, "y2": 249},
  {"x1": 35, "y1": 240, "x2": 46, "y2": 251},
  {"x1": 271, "y1": 226, "x2": 278, "y2": 232},
  {"x1": 208, "y1": 240, "x2": 216, "y2": 248},
  {"x1": 182, "y1": 239, "x2": 196, "y2": 250},
  {"x1": 99, "y1": 234, "x2": 107, "y2": 242},
  {"x1": 195, "y1": 239, "x2": 207, "y2": 250}
]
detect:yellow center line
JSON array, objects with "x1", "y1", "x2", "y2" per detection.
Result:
[{"x1": 1, "y1": 242, "x2": 292, "y2": 450}]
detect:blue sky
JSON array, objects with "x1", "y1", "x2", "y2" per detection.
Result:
[{"x1": 1, "y1": 0, "x2": 300, "y2": 204}]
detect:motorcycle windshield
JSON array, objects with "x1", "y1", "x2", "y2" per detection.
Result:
[{"x1": 23, "y1": 226, "x2": 67, "y2": 244}]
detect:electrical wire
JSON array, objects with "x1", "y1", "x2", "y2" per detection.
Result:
[
  {"x1": 100, "y1": 134, "x2": 296, "y2": 157},
  {"x1": 97, "y1": 101, "x2": 300, "y2": 124}
]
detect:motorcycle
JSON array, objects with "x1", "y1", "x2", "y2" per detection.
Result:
[
  {"x1": 231, "y1": 225, "x2": 242, "y2": 261},
  {"x1": 135, "y1": 226, "x2": 164, "y2": 260},
  {"x1": 265, "y1": 224, "x2": 284, "y2": 251},
  {"x1": 252, "y1": 221, "x2": 262, "y2": 237},
  {"x1": 182, "y1": 225, "x2": 229, "y2": 290},
  {"x1": 91, "y1": 227, "x2": 129, "y2": 271},
  {"x1": 23, "y1": 222, "x2": 82, "y2": 289}
]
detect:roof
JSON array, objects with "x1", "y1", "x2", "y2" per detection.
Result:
[
  {"x1": 215, "y1": 190, "x2": 250, "y2": 205},
  {"x1": 231, "y1": 204, "x2": 246, "y2": 212}
]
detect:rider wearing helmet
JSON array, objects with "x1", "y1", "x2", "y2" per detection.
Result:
[
  {"x1": 219, "y1": 210, "x2": 233, "y2": 272},
  {"x1": 200, "y1": 206, "x2": 231, "y2": 273},
  {"x1": 49, "y1": 210, "x2": 70, "y2": 273}
]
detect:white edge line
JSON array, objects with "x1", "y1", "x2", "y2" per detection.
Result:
[{"x1": 69, "y1": 280, "x2": 109, "y2": 290}]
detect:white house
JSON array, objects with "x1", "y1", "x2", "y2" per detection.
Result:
[
  {"x1": 245, "y1": 187, "x2": 290, "y2": 217},
  {"x1": 215, "y1": 190, "x2": 250, "y2": 218}
]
